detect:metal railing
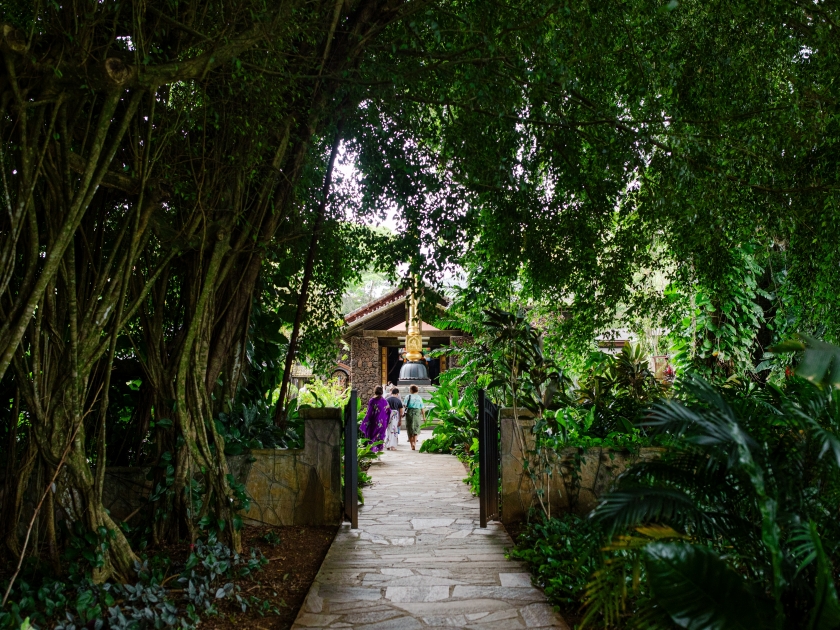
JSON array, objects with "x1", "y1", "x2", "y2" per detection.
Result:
[
  {"x1": 478, "y1": 388, "x2": 499, "y2": 527},
  {"x1": 343, "y1": 390, "x2": 358, "y2": 529}
]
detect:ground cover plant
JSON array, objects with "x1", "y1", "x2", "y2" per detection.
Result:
[
  {"x1": 1, "y1": 533, "x2": 270, "y2": 629},
  {"x1": 509, "y1": 514, "x2": 604, "y2": 623},
  {"x1": 0, "y1": 525, "x2": 335, "y2": 630}
]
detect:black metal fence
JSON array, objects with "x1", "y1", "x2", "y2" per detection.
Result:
[
  {"x1": 343, "y1": 389, "x2": 358, "y2": 529},
  {"x1": 477, "y1": 388, "x2": 499, "y2": 527}
]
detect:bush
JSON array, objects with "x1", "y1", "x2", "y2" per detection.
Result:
[
  {"x1": 510, "y1": 515, "x2": 603, "y2": 609},
  {"x1": 215, "y1": 399, "x2": 299, "y2": 455},
  {"x1": 585, "y1": 374, "x2": 840, "y2": 628}
]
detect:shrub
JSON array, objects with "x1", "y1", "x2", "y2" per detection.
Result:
[
  {"x1": 0, "y1": 534, "x2": 270, "y2": 630},
  {"x1": 510, "y1": 515, "x2": 603, "y2": 609},
  {"x1": 585, "y1": 376, "x2": 840, "y2": 628}
]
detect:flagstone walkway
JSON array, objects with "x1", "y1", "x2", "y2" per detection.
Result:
[{"x1": 292, "y1": 430, "x2": 569, "y2": 629}]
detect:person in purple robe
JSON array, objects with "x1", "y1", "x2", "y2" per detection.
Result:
[{"x1": 360, "y1": 386, "x2": 389, "y2": 452}]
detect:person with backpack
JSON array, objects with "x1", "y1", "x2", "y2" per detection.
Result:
[{"x1": 404, "y1": 385, "x2": 426, "y2": 450}]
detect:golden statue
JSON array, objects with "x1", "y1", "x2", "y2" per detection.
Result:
[
  {"x1": 405, "y1": 284, "x2": 424, "y2": 361},
  {"x1": 399, "y1": 279, "x2": 430, "y2": 384}
]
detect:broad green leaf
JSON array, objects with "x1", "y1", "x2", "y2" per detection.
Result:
[
  {"x1": 807, "y1": 523, "x2": 840, "y2": 630},
  {"x1": 770, "y1": 335, "x2": 840, "y2": 387},
  {"x1": 644, "y1": 542, "x2": 774, "y2": 630}
]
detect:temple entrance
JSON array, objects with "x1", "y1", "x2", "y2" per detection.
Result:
[
  {"x1": 427, "y1": 352, "x2": 442, "y2": 384},
  {"x1": 341, "y1": 284, "x2": 466, "y2": 400},
  {"x1": 385, "y1": 347, "x2": 401, "y2": 384}
]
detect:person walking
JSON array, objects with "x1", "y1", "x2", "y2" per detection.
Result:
[
  {"x1": 360, "y1": 386, "x2": 389, "y2": 452},
  {"x1": 384, "y1": 387, "x2": 403, "y2": 450},
  {"x1": 404, "y1": 385, "x2": 426, "y2": 450}
]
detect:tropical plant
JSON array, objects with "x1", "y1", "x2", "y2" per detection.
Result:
[
  {"x1": 574, "y1": 344, "x2": 665, "y2": 438},
  {"x1": 355, "y1": 438, "x2": 383, "y2": 504},
  {"x1": 0, "y1": 534, "x2": 269, "y2": 630},
  {"x1": 510, "y1": 514, "x2": 605, "y2": 609},
  {"x1": 420, "y1": 374, "x2": 478, "y2": 453},
  {"x1": 584, "y1": 373, "x2": 840, "y2": 629},
  {"x1": 296, "y1": 378, "x2": 350, "y2": 409},
  {"x1": 215, "y1": 400, "x2": 302, "y2": 456}
]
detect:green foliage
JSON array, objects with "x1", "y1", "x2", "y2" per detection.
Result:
[
  {"x1": 341, "y1": 269, "x2": 397, "y2": 315},
  {"x1": 6, "y1": 0, "x2": 840, "y2": 594},
  {"x1": 420, "y1": 374, "x2": 477, "y2": 454},
  {"x1": 771, "y1": 335, "x2": 840, "y2": 390},
  {"x1": 571, "y1": 344, "x2": 665, "y2": 439},
  {"x1": 661, "y1": 243, "x2": 772, "y2": 381},
  {"x1": 433, "y1": 299, "x2": 667, "y2": 508},
  {"x1": 259, "y1": 530, "x2": 281, "y2": 547},
  {"x1": 510, "y1": 515, "x2": 604, "y2": 609},
  {"x1": 296, "y1": 378, "x2": 350, "y2": 409},
  {"x1": 0, "y1": 535, "x2": 270, "y2": 630},
  {"x1": 356, "y1": 438, "x2": 383, "y2": 499},
  {"x1": 215, "y1": 400, "x2": 299, "y2": 456},
  {"x1": 643, "y1": 542, "x2": 775, "y2": 630},
  {"x1": 586, "y1": 375, "x2": 840, "y2": 628}
]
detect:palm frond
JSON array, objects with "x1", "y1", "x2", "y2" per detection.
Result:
[{"x1": 592, "y1": 487, "x2": 709, "y2": 536}]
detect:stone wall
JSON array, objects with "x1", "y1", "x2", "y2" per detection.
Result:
[
  {"x1": 237, "y1": 407, "x2": 342, "y2": 526},
  {"x1": 350, "y1": 335, "x2": 379, "y2": 403},
  {"x1": 500, "y1": 408, "x2": 662, "y2": 524},
  {"x1": 103, "y1": 468, "x2": 153, "y2": 522},
  {"x1": 94, "y1": 409, "x2": 343, "y2": 528}
]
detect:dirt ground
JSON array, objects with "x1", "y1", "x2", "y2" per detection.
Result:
[{"x1": 196, "y1": 525, "x2": 337, "y2": 630}]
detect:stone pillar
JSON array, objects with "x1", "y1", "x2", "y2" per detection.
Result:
[
  {"x1": 448, "y1": 335, "x2": 472, "y2": 368},
  {"x1": 238, "y1": 407, "x2": 343, "y2": 526},
  {"x1": 297, "y1": 407, "x2": 343, "y2": 526},
  {"x1": 350, "y1": 335, "x2": 379, "y2": 403}
]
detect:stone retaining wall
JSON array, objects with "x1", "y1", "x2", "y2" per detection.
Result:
[
  {"x1": 97, "y1": 408, "x2": 344, "y2": 527},
  {"x1": 237, "y1": 407, "x2": 342, "y2": 526},
  {"x1": 500, "y1": 408, "x2": 662, "y2": 524}
]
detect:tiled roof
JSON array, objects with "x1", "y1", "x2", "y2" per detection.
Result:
[{"x1": 344, "y1": 287, "x2": 407, "y2": 324}]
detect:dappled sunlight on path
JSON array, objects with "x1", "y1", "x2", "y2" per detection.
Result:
[{"x1": 292, "y1": 429, "x2": 569, "y2": 629}]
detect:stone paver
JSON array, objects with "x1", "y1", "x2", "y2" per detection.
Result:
[{"x1": 292, "y1": 430, "x2": 569, "y2": 629}]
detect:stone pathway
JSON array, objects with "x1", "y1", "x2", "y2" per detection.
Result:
[{"x1": 292, "y1": 430, "x2": 569, "y2": 629}]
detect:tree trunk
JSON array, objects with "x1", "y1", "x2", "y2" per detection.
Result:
[{"x1": 274, "y1": 123, "x2": 344, "y2": 426}]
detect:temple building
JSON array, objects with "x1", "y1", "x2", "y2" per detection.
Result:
[{"x1": 333, "y1": 286, "x2": 469, "y2": 403}]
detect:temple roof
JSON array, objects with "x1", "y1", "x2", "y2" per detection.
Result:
[
  {"x1": 344, "y1": 287, "x2": 407, "y2": 326},
  {"x1": 342, "y1": 285, "x2": 450, "y2": 339}
]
